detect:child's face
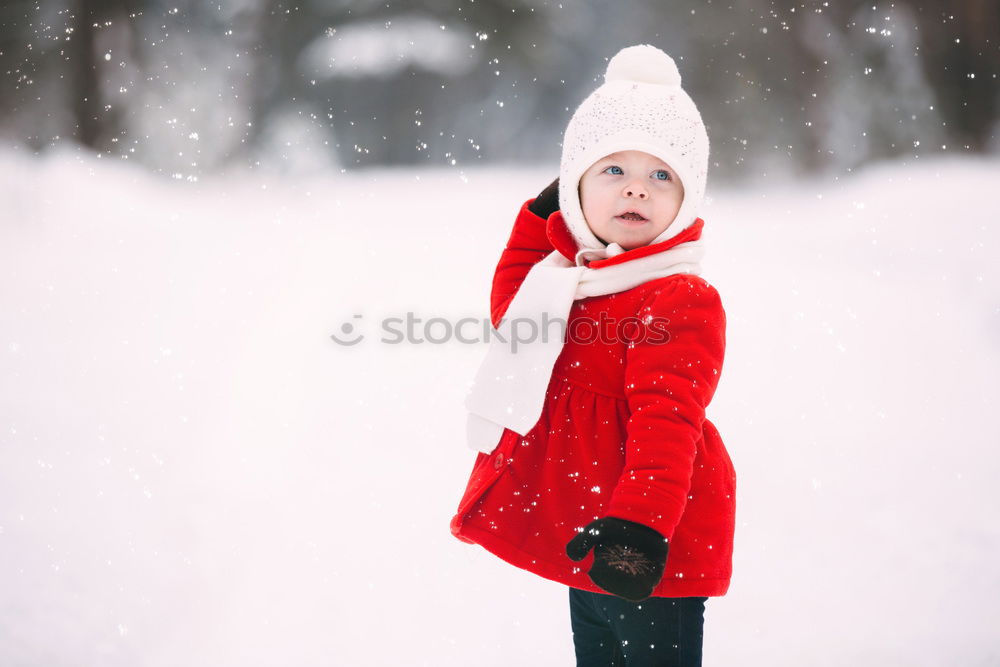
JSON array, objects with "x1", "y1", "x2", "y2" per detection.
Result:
[{"x1": 579, "y1": 150, "x2": 685, "y2": 250}]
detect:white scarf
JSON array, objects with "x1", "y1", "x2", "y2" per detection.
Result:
[{"x1": 464, "y1": 238, "x2": 706, "y2": 453}]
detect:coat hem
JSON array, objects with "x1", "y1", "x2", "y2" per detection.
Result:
[{"x1": 455, "y1": 520, "x2": 731, "y2": 598}]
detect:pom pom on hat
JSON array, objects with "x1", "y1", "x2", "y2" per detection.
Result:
[
  {"x1": 558, "y1": 44, "x2": 710, "y2": 254},
  {"x1": 605, "y1": 44, "x2": 681, "y2": 88}
]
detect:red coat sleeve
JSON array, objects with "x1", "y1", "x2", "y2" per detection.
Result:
[
  {"x1": 489, "y1": 199, "x2": 556, "y2": 327},
  {"x1": 606, "y1": 277, "x2": 727, "y2": 541}
]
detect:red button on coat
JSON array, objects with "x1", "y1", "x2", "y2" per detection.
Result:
[{"x1": 493, "y1": 452, "x2": 505, "y2": 470}]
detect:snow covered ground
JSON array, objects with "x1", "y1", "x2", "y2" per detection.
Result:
[{"x1": 1, "y1": 146, "x2": 999, "y2": 666}]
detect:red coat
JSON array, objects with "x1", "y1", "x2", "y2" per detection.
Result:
[{"x1": 451, "y1": 198, "x2": 736, "y2": 598}]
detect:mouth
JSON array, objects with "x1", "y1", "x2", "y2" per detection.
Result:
[{"x1": 615, "y1": 211, "x2": 648, "y2": 225}]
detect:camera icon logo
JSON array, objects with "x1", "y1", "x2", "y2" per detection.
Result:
[{"x1": 329, "y1": 314, "x2": 364, "y2": 346}]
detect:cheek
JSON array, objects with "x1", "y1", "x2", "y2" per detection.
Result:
[
  {"x1": 667, "y1": 191, "x2": 684, "y2": 211},
  {"x1": 584, "y1": 187, "x2": 612, "y2": 210},
  {"x1": 579, "y1": 187, "x2": 602, "y2": 217}
]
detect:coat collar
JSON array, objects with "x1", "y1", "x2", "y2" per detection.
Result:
[{"x1": 545, "y1": 211, "x2": 705, "y2": 268}]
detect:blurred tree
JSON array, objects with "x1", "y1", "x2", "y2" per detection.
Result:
[
  {"x1": 700, "y1": 0, "x2": 950, "y2": 176},
  {"x1": 69, "y1": 0, "x2": 143, "y2": 151},
  {"x1": 0, "y1": 0, "x2": 68, "y2": 148},
  {"x1": 910, "y1": 0, "x2": 1000, "y2": 151}
]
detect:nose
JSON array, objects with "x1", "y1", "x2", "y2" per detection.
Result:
[{"x1": 623, "y1": 181, "x2": 648, "y2": 199}]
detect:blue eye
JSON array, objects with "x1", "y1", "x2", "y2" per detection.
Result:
[
  {"x1": 603, "y1": 165, "x2": 624, "y2": 176},
  {"x1": 653, "y1": 170, "x2": 671, "y2": 181}
]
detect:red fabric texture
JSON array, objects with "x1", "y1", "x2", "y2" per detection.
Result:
[{"x1": 451, "y1": 198, "x2": 737, "y2": 598}]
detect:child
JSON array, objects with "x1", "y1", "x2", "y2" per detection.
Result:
[{"x1": 451, "y1": 44, "x2": 736, "y2": 667}]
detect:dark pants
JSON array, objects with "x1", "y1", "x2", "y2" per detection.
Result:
[{"x1": 569, "y1": 588, "x2": 707, "y2": 667}]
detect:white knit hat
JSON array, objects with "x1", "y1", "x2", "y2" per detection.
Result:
[{"x1": 558, "y1": 44, "x2": 710, "y2": 251}]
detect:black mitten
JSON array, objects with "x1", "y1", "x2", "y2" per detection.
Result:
[
  {"x1": 527, "y1": 177, "x2": 560, "y2": 219},
  {"x1": 566, "y1": 517, "x2": 669, "y2": 602}
]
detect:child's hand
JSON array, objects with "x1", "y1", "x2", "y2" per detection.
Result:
[
  {"x1": 527, "y1": 177, "x2": 560, "y2": 219},
  {"x1": 566, "y1": 517, "x2": 669, "y2": 602}
]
